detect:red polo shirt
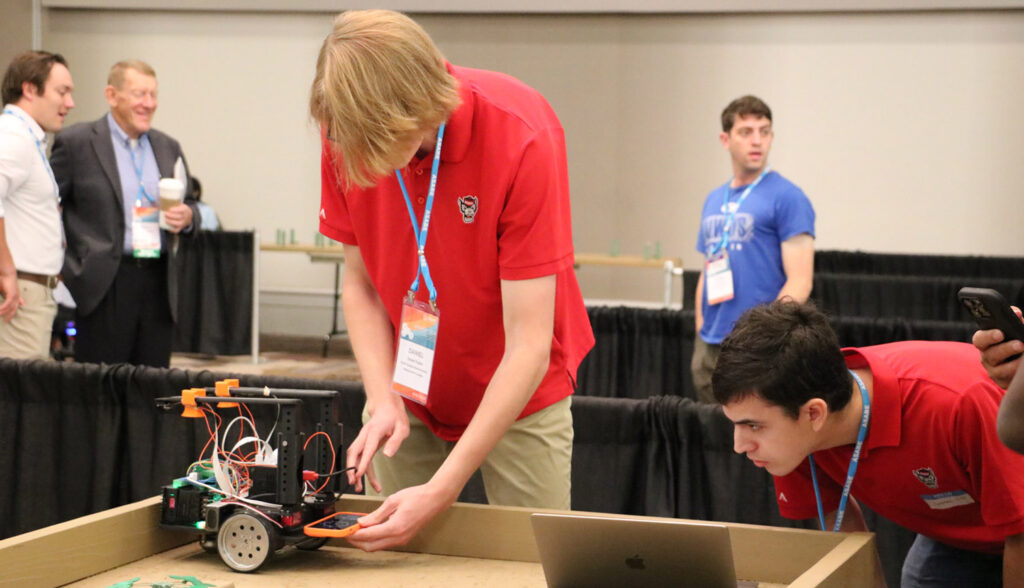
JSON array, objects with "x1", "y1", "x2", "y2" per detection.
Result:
[
  {"x1": 319, "y1": 64, "x2": 594, "y2": 441},
  {"x1": 772, "y1": 341, "x2": 1024, "y2": 553}
]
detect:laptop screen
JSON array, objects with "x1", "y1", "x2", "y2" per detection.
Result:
[{"x1": 531, "y1": 513, "x2": 756, "y2": 588}]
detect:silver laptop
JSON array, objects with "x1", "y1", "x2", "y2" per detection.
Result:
[{"x1": 530, "y1": 512, "x2": 757, "y2": 588}]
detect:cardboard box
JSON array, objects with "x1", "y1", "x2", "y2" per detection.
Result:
[{"x1": 0, "y1": 495, "x2": 875, "y2": 587}]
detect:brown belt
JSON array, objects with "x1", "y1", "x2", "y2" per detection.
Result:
[{"x1": 16, "y1": 270, "x2": 59, "y2": 289}]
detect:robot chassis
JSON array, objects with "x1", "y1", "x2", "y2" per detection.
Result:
[{"x1": 155, "y1": 383, "x2": 346, "y2": 572}]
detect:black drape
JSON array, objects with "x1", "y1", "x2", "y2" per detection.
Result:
[
  {"x1": 816, "y1": 249, "x2": 1024, "y2": 278},
  {"x1": 577, "y1": 307, "x2": 694, "y2": 400},
  {"x1": 172, "y1": 230, "x2": 254, "y2": 356},
  {"x1": 812, "y1": 272, "x2": 1023, "y2": 321},
  {"x1": 574, "y1": 307, "x2": 978, "y2": 400}
]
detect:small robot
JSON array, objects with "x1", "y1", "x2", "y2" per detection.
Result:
[{"x1": 156, "y1": 381, "x2": 348, "y2": 572}]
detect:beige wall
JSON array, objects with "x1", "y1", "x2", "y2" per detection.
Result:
[
  {"x1": 0, "y1": 0, "x2": 35, "y2": 78},
  {"x1": 41, "y1": 8, "x2": 1024, "y2": 331}
]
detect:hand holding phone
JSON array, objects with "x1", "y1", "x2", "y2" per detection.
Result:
[
  {"x1": 303, "y1": 511, "x2": 366, "y2": 538},
  {"x1": 958, "y1": 287, "x2": 1024, "y2": 344}
]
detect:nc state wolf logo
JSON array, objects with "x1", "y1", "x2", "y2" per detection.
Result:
[
  {"x1": 457, "y1": 195, "x2": 478, "y2": 224},
  {"x1": 912, "y1": 467, "x2": 938, "y2": 489}
]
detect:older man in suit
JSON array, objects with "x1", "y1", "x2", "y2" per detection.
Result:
[{"x1": 50, "y1": 60, "x2": 197, "y2": 367}]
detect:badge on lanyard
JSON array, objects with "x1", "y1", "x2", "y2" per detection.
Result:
[
  {"x1": 390, "y1": 123, "x2": 446, "y2": 405},
  {"x1": 705, "y1": 251, "x2": 734, "y2": 305},
  {"x1": 128, "y1": 138, "x2": 160, "y2": 258},
  {"x1": 704, "y1": 168, "x2": 770, "y2": 306},
  {"x1": 392, "y1": 296, "x2": 440, "y2": 405},
  {"x1": 132, "y1": 204, "x2": 161, "y2": 258}
]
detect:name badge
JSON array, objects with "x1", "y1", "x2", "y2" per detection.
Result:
[
  {"x1": 705, "y1": 251, "x2": 734, "y2": 305},
  {"x1": 132, "y1": 205, "x2": 161, "y2": 259},
  {"x1": 921, "y1": 490, "x2": 975, "y2": 510},
  {"x1": 391, "y1": 299, "x2": 440, "y2": 405}
]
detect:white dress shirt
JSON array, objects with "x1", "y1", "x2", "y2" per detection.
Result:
[{"x1": 0, "y1": 104, "x2": 64, "y2": 275}]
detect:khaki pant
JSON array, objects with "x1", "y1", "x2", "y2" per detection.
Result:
[
  {"x1": 0, "y1": 278, "x2": 56, "y2": 360},
  {"x1": 690, "y1": 336, "x2": 721, "y2": 404},
  {"x1": 364, "y1": 396, "x2": 573, "y2": 510}
]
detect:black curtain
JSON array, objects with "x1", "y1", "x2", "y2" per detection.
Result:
[
  {"x1": 816, "y1": 249, "x2": 1024, "y2": 278},
  {"x1": 172, "y1": 230, "x2": 254, "y2": 356},
  {"x1": 576, "y1": 306, "x2": 694, "y2": 400},
  {"x1": 812, "y1": 272, "x2": 1023, "y2": 321}
]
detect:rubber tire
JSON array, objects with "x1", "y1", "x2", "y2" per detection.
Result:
[
  {"x1": 198, "y1": 534, "x2": 217, "y2": 553},
  {"x1": 294, "y1": 536, "x2": 329, "y2": 551},
  {"x1": 216, "y1": 512, "x2": 280, "y2": 572}
]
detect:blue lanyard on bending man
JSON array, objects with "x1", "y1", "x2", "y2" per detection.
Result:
[
  {"x1": 390, "y1": 123, "x2": 446, "y2": 406},
  {"x1": 810, "y1": 369, "x2": 871, "y2": 532}
]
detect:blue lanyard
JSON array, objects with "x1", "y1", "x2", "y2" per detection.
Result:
[
  {"x1": 810, "y1": 369, "x2": 871, "y2": 532},
  {"x1": 709, "y1": 167, "x2": 769, "y2": 256},
  {"x1": 2, "y1": 107, "x2": 59, "y2": 203},
  {"x1": 396, "y1": 123, "x2": 445, "y2": 307},
  {"x1": 127, "y1": 138, "x2": 154, "y2": 206}
]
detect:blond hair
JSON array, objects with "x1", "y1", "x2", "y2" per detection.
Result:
[
  {"x1": 310, "y1": 10, "x2": 461, "y2": 188},
  {"x1": 107, "y1": 59, "x2": 156, "y2": 89}
]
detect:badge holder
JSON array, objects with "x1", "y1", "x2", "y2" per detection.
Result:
[
  {"x1": 132, "y1": 203, "x2": 161, "y2": 259},
  {"x1": 705, "y1": 250, "x2": 734, "y2": 305},
  {"x1": 391, "y1": 292, "x2": 440, "y2": 405}
]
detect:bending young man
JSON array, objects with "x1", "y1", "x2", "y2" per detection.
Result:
[
  {"x1": 310, "y1": 10, "x2": 594, "y2": 551},
  {"x1": 715, "y1": 300, "x2": 1024, "y2": 587}
]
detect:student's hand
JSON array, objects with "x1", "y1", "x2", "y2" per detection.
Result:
[
  {"x1": 346, "y1": 481, "x2": 455, "y2": 552},
  {"x1": 162, "y1": 203, "x2": 193, "y2": 233},
  {"x1": 973, "y1": 306, "x2": 1024, "y2": 390},
  {"x1": 346, "y1": 395, "x2": 409, "y2": 493},
  {"x1": 0, "y1": 273, "x2": 22, "y2": 321}
]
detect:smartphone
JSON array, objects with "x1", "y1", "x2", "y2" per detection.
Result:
[
  {"x1": 957, "y1": 287, "x2": 1024, "y2": 347},
  {"x1": 303, "y1": 511, "x2": 365, "y2": 538}
]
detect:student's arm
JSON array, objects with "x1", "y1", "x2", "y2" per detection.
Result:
[
  {"x1": 825, "y1": 499, "x2": 887, "y2": 588},
  {"x1": 973, "y1": 306, "x2": 1024, "y2": 390},
  {"x1": 1005, "y1": 532, "x2": 1024, "y2": 588},
  {"x1": 998, "y1": 362, "x2": 1024, "y2": 454},
  {"x1": 343, "y1": 243, "x2": 408, "y2": 494},
  {"x1": 347, "y1": 274, "x2": 556, "y2": 552},
  {"x1": 0, "y1": 220, "x2": 21, "y2": 321},
  {"x1": 777, "y1": 233, "x2": 814, "y2": 303}
]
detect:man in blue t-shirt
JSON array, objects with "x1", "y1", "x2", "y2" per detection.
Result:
[{"x1": 691, "y1": 95, "x2": 815, "y2": 403}]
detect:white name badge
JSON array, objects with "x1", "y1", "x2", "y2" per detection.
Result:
[
  {"x1": 921, "y1": 490, "x2": 976, "y2": 510},
  {"x1": 132, "y1": 205, "x2": 161, "y2": 259},
  {"x1": 391, "y1": 299, "x2": 440, "y2": 405},
  {"x1": 705, "y1": 251, "x2": 734, "y2": 305}
]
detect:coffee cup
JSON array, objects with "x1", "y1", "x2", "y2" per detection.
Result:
[{"x1": 158, "y1": 178, "x2": 185, "y2": 229}]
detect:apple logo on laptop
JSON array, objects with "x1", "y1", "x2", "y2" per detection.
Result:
[{"x1": 625, "y1": 554, "x2": 646, "y2": 570}]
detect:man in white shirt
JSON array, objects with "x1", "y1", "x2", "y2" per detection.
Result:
[{"x1": 0, "y1": 51, "x2": 74, "y2": 359}]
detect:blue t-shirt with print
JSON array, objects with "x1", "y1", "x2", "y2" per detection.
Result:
[{"x1": 695, "y1": 170, "x2": 815, "y2": 344}]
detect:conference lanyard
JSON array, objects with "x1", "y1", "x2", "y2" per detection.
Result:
[
  {"x1": 709, "y1": 167, "x2": 769, "y2": 256},
  {"x1": 395, "y1": 123, "x2": 445, "y2": 308},
  {"x1": 2, "y1": 107, "x2": 59, "y2": 202},
  {"x1": 810, "y1": 369, "x2": 871, "y2": 532},
  {"x1": 127, "y1": 138, "x2": 155, "y2": 206}
]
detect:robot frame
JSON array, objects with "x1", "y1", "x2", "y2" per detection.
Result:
[{"x1": 155, "y1": 381, "x2": 348, "y2": 572}]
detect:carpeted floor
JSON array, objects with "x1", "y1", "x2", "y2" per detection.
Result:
[{"x1": 170, "y1": 334, "x2": 361, "y2": 382}]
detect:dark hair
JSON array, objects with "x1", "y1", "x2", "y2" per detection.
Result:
[
  {"x1": 721, "y1": 95, "x2": 772, "y2": 133},
  {"x1": 2, "y1": 51, "x2": 68, "y2": 106},
  {"x1": 712, "y1": 300, "x2": 852, "y2": 418}
]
